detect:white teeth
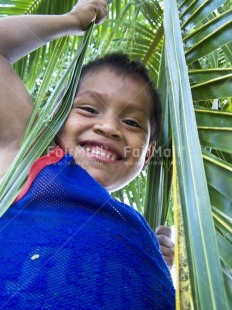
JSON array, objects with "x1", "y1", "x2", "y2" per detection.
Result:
[
  {"x1": 110, "y1": 154, "x2": 116, "y2": 160},
  {"x1": 83, "y1": 145, "x2": 118, "y2": 160}
]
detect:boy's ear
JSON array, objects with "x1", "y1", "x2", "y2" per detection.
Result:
[{"x1": 143, "y1": 143, "x2": 156, "y2": 170}]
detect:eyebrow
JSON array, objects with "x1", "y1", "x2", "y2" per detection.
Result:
[
  {"x1": 76, "y1": 90, "x2": 105, "y2": 103},
  {"x1": 121, "y1": 103, "x2": 148, "y2": 114}
]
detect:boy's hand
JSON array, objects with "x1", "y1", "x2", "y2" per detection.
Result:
[
  {"x1": 156, "y1": 225, "x2": 174, "y2": 269},
  {"x1": 68, "y1": 0, "x2": 107, "y2": 33}
]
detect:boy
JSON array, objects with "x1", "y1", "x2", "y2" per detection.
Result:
[{"x1": 0, "y1": 0, "x2": 175, "y2": 308}]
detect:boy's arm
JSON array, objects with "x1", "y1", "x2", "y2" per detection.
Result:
[
  {"x1": 0, "y1": 0, "x2": 107, "y2": 174},
  {"x1": 0, "y1": 0, "x2": 107, "y2": 63}
]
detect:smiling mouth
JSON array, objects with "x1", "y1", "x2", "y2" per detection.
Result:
[{"x1": 81, "y1": 143, "x2": 122, "y2": 162}]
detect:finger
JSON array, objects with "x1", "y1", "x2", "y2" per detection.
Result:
[
  {"x1": 160, "y1": 246, "x2": 174, "y2": 268},
  {"x1": 163, "y1": 256, "x2": 174, "y2": 268},
  {"x1": 157, "y1": 234, "x2": 174, "y2": 248},
  {"x1": 156, "y1": 225, "x2": 172, "y2": 238},
  {"x1": 95, "y1": 6, "x2": 108, "y2": 25},
  {"x1": 159, "y1": 245, "x2": 174, "y2": 258}
]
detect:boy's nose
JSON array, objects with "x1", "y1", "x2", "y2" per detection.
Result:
[{"x1": 93, "y1": 120, "x2": 122, "y2": 140}]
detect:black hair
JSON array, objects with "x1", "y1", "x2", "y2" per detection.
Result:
[{"x1": 80, "y1": 53, "x2": 162, "y2": 143}]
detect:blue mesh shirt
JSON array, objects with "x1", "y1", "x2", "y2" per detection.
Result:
[{"x1": 0, "y1": 147, "x2": 175, "y2": 309}]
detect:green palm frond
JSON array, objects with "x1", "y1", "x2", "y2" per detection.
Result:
[{"x1": 161, "y1": 0, "x2": 232, "y2": 308}]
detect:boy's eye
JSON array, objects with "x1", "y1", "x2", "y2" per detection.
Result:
[
  {"x1": 123, "y1": 119, "x2": 140, "y2": 128},
  {"x1": 80, "y1": 106, "x2": 98, "y2": 114}
]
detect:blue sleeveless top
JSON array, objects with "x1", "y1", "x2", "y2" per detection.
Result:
[{"x1": 0, "y1": 147, "x2": 175, "y2": 309}]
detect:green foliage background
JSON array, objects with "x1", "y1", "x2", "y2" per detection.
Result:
[{"x1": 0, "y1": 0, "x2": 231, "y2": 308}]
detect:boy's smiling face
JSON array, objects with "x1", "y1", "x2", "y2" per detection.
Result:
[{"x1": 56, "y1": 68, "x2": 155, "y2": 192}]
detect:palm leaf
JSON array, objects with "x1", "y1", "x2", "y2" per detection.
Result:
[
  {"x1": 195, "y1": 108, "x2": 232, "y2": 152},
  {"x1": 164, "y1": 1, "x2": 228, "y2": 307},
  {"x1": 173, "y1": 144, "x2": 194, "y2": 309},
  {"x1": 160, "y1": 0, "x2": 232, "y2": 308}
]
